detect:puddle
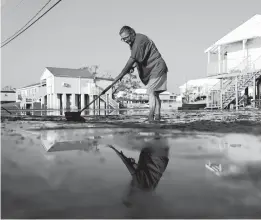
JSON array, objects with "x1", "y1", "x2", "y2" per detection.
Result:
[{"x1": 1, "y1": 127, "x2": 261, "y2": 218}]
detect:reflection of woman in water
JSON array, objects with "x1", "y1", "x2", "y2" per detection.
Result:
[{"x1": 108, "y1": 136, "x2": 169, "y2": 208}]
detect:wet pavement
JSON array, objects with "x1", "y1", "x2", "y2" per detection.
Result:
[{"x1": 1, "y1": 121, "x2": 261, "y2": 218}]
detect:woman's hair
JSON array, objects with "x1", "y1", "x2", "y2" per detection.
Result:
[{"x1": 119, "y1": 26, "x2": 136, "y2": 35}]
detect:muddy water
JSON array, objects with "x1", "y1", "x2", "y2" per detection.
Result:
[{"x1": 1, "y1": 126, "x2": 261, "y2": 218}]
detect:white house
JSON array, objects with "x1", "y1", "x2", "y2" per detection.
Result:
[
  {"x1": 1, "y1": 87, "x2": 16, "y2": 103},
  {"x1": 204, "y1": 14, "x2": 261, "y2": 109},
  {"x1": 16, "y1": 67, "x2": 119, "y2": 112},
  {"x1": 116, "y1": 88, "x2": 177, "y2": 109},
  {"x1": 179, "y1": 78, "x2": 220, "y2": 102}
]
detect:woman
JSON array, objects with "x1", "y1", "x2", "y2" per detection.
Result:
[{"x1": 117, "y1": 26, "x2": 168, "y2": 122}]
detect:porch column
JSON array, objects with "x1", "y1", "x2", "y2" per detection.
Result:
[
  {"x1": 235, "y1": 76, "x2": 238, "y2": 110},
  {"x1": 243, "y1": 39, "x2": 248, "y2": 69},
  {"x1": 57, "y1": 94, "x2": 61, "y2": 109},
  {"x1": 41, "y1": 96, "x2": 45, "y2": 109},
  {"x1": 243, "y1": 39, "x2": 247, "y2": 57},
  {"x1": 62, "y1": 93, "x2": 66, "y2": 109},
  {"x1": 220, "y1": 79, "x2": 223, "y2": 109},
  {"x1": 52, "y1": 94, "x2": 55, "y2": 109},
  {"x1": 98, "y1": 97, "x2": 101, "y2": 115},
  {"x1": 206, "y1": 86, "x2": 209, "y2": 108},
  {"x1": 257, "y1": 80, "x2": 261, "y2": 107},
  {"x1": 53, "y1": 93, "x2": 59, "y2": 110},
  {"x1": 71, "y1": 94, "x2": 76, "y2": 108},
  {"x1": 47, "y1": 94, "x2": 50, "y2": 109},
  {"x1": 253, "y1": 75, "x2": 256, "y2": 107},
  {"x1": 50, "y1": 94, "x2": 54, "y2": 109},
  {"x1": 89, "y1": 95, "x2": 94, "y2": 109},
  {"x1": 52, "y1": 94, "x2": 56, "y2": 109},
  {"x1": 218, "y1": 46, "x2": 221, "y2": 74},
  {"x1": 207, "y1": 51, "x2": 210, "y2": 77},
  {"x1": 81, "y1": 94, "x2": 85, "y2": 111},
  {"x1": 106, "y1": 93, "x2": 109, "y2": 109}
]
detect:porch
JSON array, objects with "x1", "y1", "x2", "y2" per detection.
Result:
[{"x1": 205, "y1": 54, "x2": 261, "y2": 109}]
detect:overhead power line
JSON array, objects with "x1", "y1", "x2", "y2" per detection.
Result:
[
  {"x1": 1, "y1": 0, "x2": 25, "y2": 19},
  {"x1": 1, "y1": 0, "x2": 62, "y2": 48},
  {"x1": 1, "y1": 0, "x2": 52, "y2": 45},
  {"x1": 1, "y1": 0, "x2": 54, "y2": 45}
]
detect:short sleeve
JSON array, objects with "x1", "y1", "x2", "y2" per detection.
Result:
[
  {"x1": 132, "y1": 42, "x2": 151, "y2": 62},
  {"x1": 130, "y1": 42, "x2": 140, "y2": 61}
]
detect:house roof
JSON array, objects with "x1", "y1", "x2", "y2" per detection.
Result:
[
  {"x1": 18, "y1": 82, "x2": 40, "y2": 90},
  {"x1": 1, "y1": 90, "x2": 16, "y2": 93},
  {"x1": 46, "y1": 67, "x2": 115, "y2": 81},
  {"x1": 205, "y1": 14, "x2": 261, "y2": 53},
  {"x1": 46, "y1": 67, "x2": 94, "y2": 78},
  {"x1": 1, "y1": 86, "x2": 16, "y2": 92}
]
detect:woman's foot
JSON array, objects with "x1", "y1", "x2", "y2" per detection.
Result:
[
  {"x1": 154, "y1": 114, "x2": 161, "y2": 121},
  {"x1": 148, "y1": 114, "x2": 154, "y2": 122}
]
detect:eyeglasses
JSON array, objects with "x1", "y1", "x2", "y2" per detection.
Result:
[{"x1": 121, "y1": 35, "x2": 130, "y2": 42}]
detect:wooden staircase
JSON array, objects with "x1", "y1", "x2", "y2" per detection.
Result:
[
  {"x1": 222, "y1": 70, "x2": 261, "y2": 109},
  {"x1": 96, "y1": 86, "x2": 119, "y2": 109},
  {"x1": 208, "y1": 55, "x2": 261, "y2": 109}
]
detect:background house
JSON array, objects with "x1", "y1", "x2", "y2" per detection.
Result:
[
  {"x1": 179, "y1": 78, "x2": 220, "y2": 103},
  {"x1": 1, "y1": 86, "x2": 16, "y2": 104},
  {"x1": 16, "y1": 67, "x2": 119, "y2": 114},
  {"x1": 116, "y1": 88, "x2": 177, "y2": 109},
  {"x1": 205, "y1": 14, "x2": 261, "y2": 109}
]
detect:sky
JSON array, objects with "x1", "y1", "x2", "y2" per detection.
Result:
[{"x1": 1, "y1": 0, "x2": 261, "y2": 93}]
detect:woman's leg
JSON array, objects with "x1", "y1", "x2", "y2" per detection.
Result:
[
  {"x1": 148, "y1": 92, "x2": 156, "y2": 121},
  {"x1": 154, "y1": 92, "x2": 161, "y2": 120}
]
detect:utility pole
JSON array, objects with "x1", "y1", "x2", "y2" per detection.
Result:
[{"x1": 92, "y1": 65, "x2": 99, "y2": 75}]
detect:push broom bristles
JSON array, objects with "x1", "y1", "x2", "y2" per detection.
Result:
[{"x1": 64, "y1": 112, "x2": 85, "y2": 122}]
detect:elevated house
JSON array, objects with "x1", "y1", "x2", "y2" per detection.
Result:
[
  {"x1": 179, "y1": 78, "x2": 220, "y2": 103},
  {"x1": 16, "y1": 67, "x2": 119, "y2": 113},
  {"x1": 1, "y1": 86, "x2": 16, "y2": 104},
  {"x1": 205, "y1": 14, "x2": 261, "y2": 109}
]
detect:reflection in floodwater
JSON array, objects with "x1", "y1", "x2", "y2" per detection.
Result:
[
  {"x1": 41, "y1": 130, "x2": 170, "y2": 212},
  {"x1": 108, "y1": 136, "x2": 169, "y2": 208},
  {"x1": 205, "y1": 133, "x2": 261, "y2": 193},
  {"x1": 40, "y1": 129, "x2": 104, "y2": 153},
  {"x1": 3, "y1": 126, "x2": 261, "y2": 218}
]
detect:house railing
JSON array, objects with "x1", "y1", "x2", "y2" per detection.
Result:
[
  {"x1": 96, "y1": 86, "x2": 119, "y2": 109},
  {"x1": 207, "y1": 56, "x2": 250, "y2": 76},
  {"x1": 206, "y1": 54, "x2": 261, "y2": 108},
  {"x1": 19, "y1": 86, "x2": 47, "y2": 103}
]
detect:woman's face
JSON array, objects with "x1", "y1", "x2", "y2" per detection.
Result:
[{"x1": 120, "y1": 31, "x2": 135, "y2": 46}]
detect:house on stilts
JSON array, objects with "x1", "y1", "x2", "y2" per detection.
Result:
[{"x1": 205, "y1": 14, "x2": 261, "y2": 109}]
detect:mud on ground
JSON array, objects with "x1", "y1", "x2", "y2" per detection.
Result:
[{"x1": 1, "y1": 110, "x2": 261, "y2": 135}]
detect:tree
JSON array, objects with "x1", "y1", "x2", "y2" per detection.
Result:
[
  {"x1": 112, "y1": 72, "x2": 141, "y2": 100},
  {"x1": 79, "y1": 65, "x2": 141, "y2": 99},
  {"x1": 182, "y1": 86, "x2": 194, "y2": 103},
  {"x1": 79, "y1": 65, "x2": 99, "y2": 77}
]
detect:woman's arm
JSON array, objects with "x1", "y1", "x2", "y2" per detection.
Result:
[{"x1": 117, "y1": 57, "x2": 136, "y2": 81}]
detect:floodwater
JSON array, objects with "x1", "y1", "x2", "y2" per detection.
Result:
[
  {"x1": 1, "y1": 125, "x2": 261, "y2": 218},
  {"x1": 1, "y1": 108, "x2": 151, "y2": 117}
]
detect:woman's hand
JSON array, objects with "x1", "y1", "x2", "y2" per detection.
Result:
[{"x1": 129, "y1": 67, "x2": 135, "y2": 74}]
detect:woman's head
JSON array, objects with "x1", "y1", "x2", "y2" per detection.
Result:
[{"x1": 119, "y1": 26, "x2": 136, "y2": 45}]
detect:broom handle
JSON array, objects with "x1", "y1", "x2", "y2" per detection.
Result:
[
  {"x1": 1, "y1": 107, "x2": 12, "y2": 115},
  {"x1": 80, "y1": 75, "x2": 122, "y2": 113}
]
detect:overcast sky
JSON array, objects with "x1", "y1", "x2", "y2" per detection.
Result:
[{"x1": 1, "y1": 0, "x2": 261, "y2": 93}]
